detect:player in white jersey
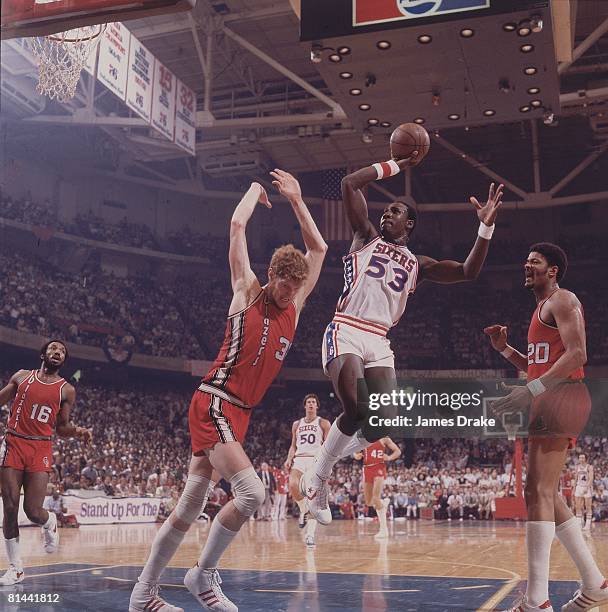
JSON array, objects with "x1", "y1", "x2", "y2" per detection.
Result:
[
  {"x1": 301, "y1": 152, "x2": 503, "y2": 525},
  {"x1": 285, "y1": 394, "x2": 330, "y2": 547},
  {"x1": 574, "y1": 453, "x2": 594, "y2": 530}
]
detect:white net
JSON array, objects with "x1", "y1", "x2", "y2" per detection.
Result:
[
  {"x1": 27, "y1": 25, "x2": 104, "y2": 103},
  {"x1": 503, "y1": 422, "x2": 520, "y2": 442}
]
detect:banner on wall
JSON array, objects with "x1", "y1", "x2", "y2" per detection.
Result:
[
  {"x1": 97, "y1": 21, "x2": 131, "y2": 101},
  {"x1": 174, "y1": 79, "x2": 196, "y2": 155},
  {"x1": 151, "y1": 59, "x2": 176, "y2": 141},
  {"x1": 125, "y1": 37, "x2": 154, "y2": 123}
]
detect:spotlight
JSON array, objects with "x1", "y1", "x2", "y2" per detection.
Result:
[
  {"x1": 503, "y1": 22, "x2": 517, "y2": 32},
  {"x1": 418, "y1": 34, "x2": 432, "y2": 44},
  {"x1": 543, "y1": 110, "x2": 556, "y2": 125},
  {"x1": 524, "y1": 66, "x2": 537, "y2": 75},
  {"x1": 520, "y1": 44, "x2": 534, "y2": 53},
  {"x1": 376, "y1": 40, "x2": 391, "y2": 50},
  {"x1": 414, "y1": 117, "x2": 425, "y2": 124},
  {"x1": 380, "y1": 121, "x2": 391, "y2": 128},
  {"x1": 517, "y1": 19, "x2": 532, "y2": 36},
  {"x1": 448, "y1": 114, "x2": 460, "y2": 120},
  {"x1": 339, "y1": 71, "x2": 353, "y2": 79},
  {"x1": 483, "y1": 109, "x2": 496, "y2": 116},
  {"x1": 531, "y1": 15, "x2": 543, "y2": 33},
  {"x1": 349, "y1": 88, "x2": 362, "y2": 96},
  {"x1": 328, "y1": 53, "x2": 342, "y2": 63},
  {"x1": 520, "y1": 105, "x2": 531, "y2": 112},
  {"x1": 358, "y1": 103, "x2": 371, "y2": 111},
  {"x1": 530, "y1": 99, "x2": 542, "y2": 107},
  {"x1": 337, "y1": 46, "x2": 351, "y2": 55},
  {"x1": 361, "y1": 129, "x2": 373, "y2": 144},
  {"x1": 460, "y1": 28, "x2": 474, "y2": 38},
  {"x1": 367, "y1": 118, "x2": 379, "y2": 126},
  {"x1": 310, "y1": 44, "x2": 322, "y2": 64},
  {"x1": 527, "y1": 87, "x2": 540, "y2": 94}
]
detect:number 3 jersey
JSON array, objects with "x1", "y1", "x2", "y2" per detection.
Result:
[
  {"x1": 334, "y1": 236, "x2": 418, "y2": 335},
  {"x1": 527, "y1": 288, "x2": 584, "y2": 382},
  {"x1": 201, "y1": 289, "x2": 296, "y2": 408},
  {"x1": 7, "y1": 370, "x2": 67, "y2": 439}
]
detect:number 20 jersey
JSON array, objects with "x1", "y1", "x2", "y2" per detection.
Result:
[{"x1": 334, "y1": 236, "x2": 418, "y2": 335}]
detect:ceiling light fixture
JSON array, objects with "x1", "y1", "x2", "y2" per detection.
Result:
[
  {"x1": 448, "y1": 114, "x2": 460, "y2": 120},
  {"x1": 524, "y1": 66, "x2": 537, "y2": 75},
  {"x1": 530, "y1": 99, "x2": 542, "y2": 107},
  {"x1": 503, "y1": 22, "x2": 517, "y2": 32},
  {"x1": 337, "y1": 46, "x2": 351, "y2": 55},
  {"x1": 418, "y1": 34, "x2": 432, "y2": 44},
  {"x1": 349, "y1": 88, "x2": 362, "y2": 96},
  {"x1": 380, "y1": 121, "x2": 391, "y2": 128},
  {"x1": 460, "y1": 28, "x2": 474, "y2": 38},
  {"x1": 358, "y1": 103, "x2": 371, "y2": 111},
  {"x1": 414, "y1": 117, "x2": 425, "y2": 124},
  {"x1": 520, "y1": 44, "x2": 534, "y2": 53},
  {"x1": 527, "y1": 86, "x2": 540, "y2": 94},
  {"x1": 376, "y1": 41, "x2": 391, "y2": 50},
  {"x1": 483, "y1": 109, "x2": 496, "y2": 116},
  {"x1": 339, "y1": 71, "x2": 353, "y2": 79},
  {"x1": 520, "y1": 105, "x2": 531, "y2": 112},
  {"x1": 367, "y1": 118, "x2": 380, "y2": 126},
  {"x1": 328, "y1": 53, "x2": 342, "y2": 63}
]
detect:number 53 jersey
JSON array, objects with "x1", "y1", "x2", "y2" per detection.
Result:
[{"x1": 323, "y1": 237, "x2": 418, "y2": 372}]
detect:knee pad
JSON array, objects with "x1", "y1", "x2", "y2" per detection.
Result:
[
  {"x1": 230, "y1": 467, "x2": 265, "y2": 517},
  {"x1": 175, "y1": 475, "x2": 213, "y2": 524}
]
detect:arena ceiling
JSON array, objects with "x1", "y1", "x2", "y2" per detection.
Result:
[{"x1": 1, "y1": 0, "x2": 607, "y2": 206}]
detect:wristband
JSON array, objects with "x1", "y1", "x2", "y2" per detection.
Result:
[
  {"x1": 372, "y1": 159, "x2": 400, "y2": 180},
  {"x1": 526, "y1": 378, "x2": 547, "y2": 397},
  {"x1": 500, "y1": 346, "x2": 514, "y2": 358},
  {"x1": 478, "y1": 222, "x2": 495, "y2": 240}
]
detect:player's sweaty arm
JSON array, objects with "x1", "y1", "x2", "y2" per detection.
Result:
[
  {"x1": 418, "y1": 183, "x2": 503, "y2": 283},
  {"x1": 55, "y1": 384, "x2": 92, "y2": 443},
  {"x1": 284, "y1": 421, "x2": 298, "y2": 469},
  {"x1": 383, "y1": 438, "x2": 401, "y2": 462},
  {"x1": 0, "y1": 370, "x2": 25, "y2": 407}
]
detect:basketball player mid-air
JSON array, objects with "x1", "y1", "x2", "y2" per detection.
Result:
[
  {"x1": 130, "y1": 170, "x2": 327, "y2": 612},
  {"x1": 487, "y1": 242, "x2": 607, "y2": 612},
  {"x1": 301, "y1": 125, "x2": 504, "y2": 526},
  {"x1": 284, "y1": 393, "x2": 330, "y2": 547},
  {"x1": 354, "y1": 436, "x2": 401, "y2": 539},
  {"x1": 573, "y1": 453, "x2": 594, "y2": 531},
  {"x1": 0, "y1": 340, "x2": 92, "y2": 585}
]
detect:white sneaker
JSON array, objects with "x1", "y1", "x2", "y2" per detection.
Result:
[
  {"x1": 305, "y1": 534, "x2": 315, "y2": 547},
  {"x1": 501, "y1": 595, "x2": 553, "y2": 611},
  {"x1": 0, "y1": 565, "x2": 25, "y2": 586},
  {"x1": 42, "y1": 512, "x2": 59, "y2": 553},
  {"x1": 184, "y1": 566, "x2": 237, "y2": 611},
  {"x1": 129, "y1": 581, "x2": 184, "y2": 612},
  {"x1": 561, "y1": 579, "x2": 608, "y2": 611},
  {"x1": 299, "y1": 470, "x2": 332, "y2": 526}
]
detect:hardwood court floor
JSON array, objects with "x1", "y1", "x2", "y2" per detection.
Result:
[{"x1": 1, "y1": 519, "x2": 607, "y2": 611}]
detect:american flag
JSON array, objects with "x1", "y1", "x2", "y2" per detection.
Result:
[{"x1": 322, "y1": 167, "x2": 352, "y2": 241}]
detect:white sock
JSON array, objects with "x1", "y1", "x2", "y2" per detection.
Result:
[
  {"x1": 5, "y1": 537, "x2": 22, "y2": 569},
  {"x1": 556, "y1": 516, "x2": 605, "y2": 590},
  {"x1": 525, "y1": 521, "x2": 555, "y2": 606},
  {"x1": 296, "y1": 498, "x2": 306, "y2": 514},
  {"x1": 377, "y1": 505, "x2": 388, "y2": 532},
  {"x1": 198, "y1": 519, "x2": 238, "y2": 569},
  {"x1": 139, "y1": 477, "x2": 214, "y2": 584},
  {"x1": 339, "y1": 430, "x2": 372, "y2": 458},
  {"x1": 314, "y1": 421, "x2": 354, "y2": 480},
  {"x1": 306, "y1": 518, "x2": 318, "y2": 538}
]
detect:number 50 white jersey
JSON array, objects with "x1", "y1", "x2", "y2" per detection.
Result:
[
  {"x1": 334, "y1": 236, "x2": 418, "y2": 335},
  {"x1": 295, "y1": 417, "x2": 323, "y2": 457}
]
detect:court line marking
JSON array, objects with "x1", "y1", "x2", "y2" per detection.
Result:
[
  {"x1": 451, "y1": 585, "x2": 493, "y2": 590},
  {"x1": 476, "y1": 577, "x2": 521, "y2": 612},
  {"x1": 24, "y1": 564, "x2": 124, "y2": 579},
  {"x1": 104, "y1": 576, "x2": 186, "y2": 589}
]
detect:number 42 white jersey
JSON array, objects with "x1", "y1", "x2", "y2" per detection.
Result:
[
  {"x1": 335, "y1": 236, "x2": 419, "y2": 334},
  {"x1": 295, "y1": 417, "x2": 323, "y2": 457}
]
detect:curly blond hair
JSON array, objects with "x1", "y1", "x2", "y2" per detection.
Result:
[{"x1": 270, "y1": 244, "x2": 308, "y2": 282}]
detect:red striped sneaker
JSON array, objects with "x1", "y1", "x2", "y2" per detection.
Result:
[
  {"x1": 0, "y1": 565, "x2": 25, "y2": 585},
  {"x1": 502, "y1": 595, "x2": 553, "y2": 611},
  {"x1": 561, "y1": 579, "x2": 608, "y2": 611},
  {"x1": 128, "y1": 581, "x2": 184, "y2": 612},
  {"x1": 184, "y1": 566, "x2": 237, "y2": 611}
]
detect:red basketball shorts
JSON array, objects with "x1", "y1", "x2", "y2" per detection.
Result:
[
  {"x1": 528, "y1": 381, "x2": 591, "y2": 446},
  {"x1": 189, "y1": 390, "x2": 251, "y2": 454},
  {"x1": 0, "y1": 435, "x2": 53, "y2": 473},
  {"x1": 363, "y1": 464, "x2": 387, "y2": 484}
]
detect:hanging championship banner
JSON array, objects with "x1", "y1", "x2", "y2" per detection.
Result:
[
  {"x1": 174, "y1": 79, "x2": 196, "y2": 155},
  {"x1": 97, "y1": 21, "x2": 130, "y2": 101},
  {"x1": 126, "y1": 35, "x2": 153, "y2": 122},
  {"x1": 151, "y1": 59, "x2": 176, "y2": 140}
]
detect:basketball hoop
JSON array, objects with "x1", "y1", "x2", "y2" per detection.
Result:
[
  {"x1": 503, "y1": 422, "x2": 520, "y2": 442},
  {"x1": 27, "y1": 24, "x2": 105, "y2": 102}
]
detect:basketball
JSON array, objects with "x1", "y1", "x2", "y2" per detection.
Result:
[{"x1": 390, "y1": 123, "x2": 431, "y2": 165}]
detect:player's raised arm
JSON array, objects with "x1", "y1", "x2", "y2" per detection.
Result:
[
  {"x1": 417, "y1": 183, "x2": 503, "y2": 283},
  {"x1": 229, "y1": 182, "x2": 271, "y2": 296},
  {"x1": 483, "y1": 324, "x2": 528, "y2": 372},
  {"x1": 55, "y1": 384, "x2": 92, "y2": 444},
  {"x1": 270, "y1": 169, "x2": 327, "y2": 309},
  {"x1": 0, "y1": 370, "x2": 26, "y2": 406}
]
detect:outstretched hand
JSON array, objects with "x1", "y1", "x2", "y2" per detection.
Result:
[
  {"x1": 250, "y1": 182, "x2": 272, "y2": 209},
  {"x1": 393, "y1": 151, "x2": 421, "y2": 170},
  {"x1": 470, "y1": 182, "x2": 503, "y2": 226},
  {"x1": 270, "y1": 168, "x2": 302, "y2": 202},
  {"x1": 483, "y1": 324, "x2": 508, "y2": 352}
]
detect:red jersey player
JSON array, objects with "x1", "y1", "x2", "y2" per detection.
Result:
[
  {"x1": 130, "y1": 171, "x2": 327, "y2": 612},
  {"x1": 354, "y1": 437, "x2": 400, "y2": 539},
  {"x1": 0, "y1": 339, "x2": 92, "y2": 585},
  {"x1": 486, "y1": 242, "x2": 607, "y2": 612}
]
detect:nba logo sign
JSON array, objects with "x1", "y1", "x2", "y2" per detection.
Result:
[{"x1": 353, "y1": 0, "x2": 490, "y2": 27}]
